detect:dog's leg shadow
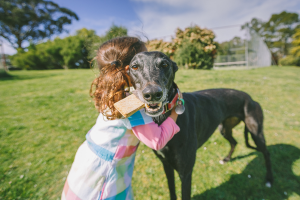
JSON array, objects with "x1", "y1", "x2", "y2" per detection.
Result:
[
  {"x1": 219, "y1": 152, "x2": 256, "y2": 165},
  {"x1": 193, "y1": 144, "x2": 300, "y2": 200}
]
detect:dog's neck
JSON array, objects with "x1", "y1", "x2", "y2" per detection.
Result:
[{"x1": 152, "y1": 82, "x2": 177, "y2": 125}]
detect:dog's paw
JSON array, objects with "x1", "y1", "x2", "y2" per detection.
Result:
[
  {"x1": 265, "y1": 182, "x2": 272, "y2": 188},
  {"x1": 219, "y1": 160, "x2": 224, "y2": 165}
]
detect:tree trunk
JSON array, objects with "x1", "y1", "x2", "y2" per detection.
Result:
[
  {"x1": 0, "y1": 44, "x2": 7, "y2": 71},
  {"x1": 2, "y1": 54, "x2": 7, "y2": 71},
  {"x1": 284, "y1": 38, "x2": 289, "y2": 56},
  {"x1": 17, "y1": 38, "x2": 23, "y2": 49}
]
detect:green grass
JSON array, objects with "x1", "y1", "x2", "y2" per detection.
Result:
[
  {"x1": 0, "y1": 69, "x2": 11, "y2": 78},
  {"x1": 0, "y1": 67, "x2": 300, "y2": 200}
]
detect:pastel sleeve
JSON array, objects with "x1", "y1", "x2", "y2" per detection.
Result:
[
  {"x1": 126, "y1": 109, "x2": 154, "y2": 129},
  {"x1": 132, "y1": 117, "x2": 180, "y2": 151}
]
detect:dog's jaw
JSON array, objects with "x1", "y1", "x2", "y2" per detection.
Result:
[
  {"x1": 134, "y1": 87, "x2": 168, "y2": 117},
  {"x1": 152, "y1": 82, "x2": 178, "y2": 125}
]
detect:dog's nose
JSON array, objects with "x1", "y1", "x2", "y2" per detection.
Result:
[{"x1": 142, "y1": 85, "x2": 163, "y2": 101}]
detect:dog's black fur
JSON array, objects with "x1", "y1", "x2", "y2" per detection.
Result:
[{"x1": 129, "y1": 52, "x2": 273, "y2": 200}]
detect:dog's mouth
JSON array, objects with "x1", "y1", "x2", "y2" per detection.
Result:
[
  {"x1": 144, "y1": 102, "x2": 164, "y2": 117},
  {"x1": 145, "y1": 102, "x2": 162, "y2": 112},
  {"x1": 133, "y1": 87, "x2": 168, "y2": 117}
]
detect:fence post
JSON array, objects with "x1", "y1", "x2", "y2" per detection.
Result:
[{"x1": 245, "y1": 28, "x2": 249, "y2": 68}]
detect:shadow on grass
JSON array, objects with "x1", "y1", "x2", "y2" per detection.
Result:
[
  {"x1": 192, "y1": 144, "x2": 300, "y2": 200},
  {"x1": 230, "y1": 152, "x2": 257, "y2": 161},
  {"x1": 0, "y1": 71, "x2": 58, "y2": 81},
  {"x1": 0, "y1": 69, "x2": 12, "y2": 79}
]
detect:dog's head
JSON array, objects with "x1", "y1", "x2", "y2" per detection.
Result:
[{"x1": 129, "y1": 51, "x2": 178, "y2": 117}]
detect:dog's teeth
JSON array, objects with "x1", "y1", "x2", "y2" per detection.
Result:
[
  {"x1": 219, "y1": 160, "x2": 224, "y2": 165},
  {"x1": 145, "y1": 102, "x2": 163, "y2": 113}
]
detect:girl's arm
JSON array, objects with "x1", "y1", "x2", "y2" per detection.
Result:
[{"x1": 131, "y1": 108, "x2": 180, "y2": 150}]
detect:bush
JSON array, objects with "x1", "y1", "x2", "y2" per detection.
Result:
[
  {"x1": 147, "y1": 25, "x2": 217, "y2": 69},
  {"x1": 146, "y1": 39, "x2": 176, "y2": 58},
  {"x1": 173, "y1": 40, "x2": 213, "y2": 69},
  {"x1": 279, "y1": 29, "x2": 300, "y2": 67},
  {"x1": 290, "y1": 28, "x2": 300, "y2": 58},
  {"x1": 10, "y1": 28, "x2": 98, "y2": 70},
  {"x1": 10, "y1": 43, "x2": 63, "y2": 70},
  {"x1": 279, "y1": 28, "x2": 300, "y2": 67},
  {"x1": 279, "y1": 56, "x2": 300, "y2": 66},
  {"x1": 9, "y1": 25, "x2": 128, "y2": 70}
]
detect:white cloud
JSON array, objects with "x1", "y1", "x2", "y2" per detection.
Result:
[{"x1": 131, "y1": 0, "x2": 300, "y2": 42}]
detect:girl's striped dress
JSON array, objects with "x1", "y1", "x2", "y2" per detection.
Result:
[{"x1": 61, "y1": 109, "x2": 153, "y2": 200}]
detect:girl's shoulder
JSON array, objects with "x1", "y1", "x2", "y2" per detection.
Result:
[{"x1": 95, "y1": 113, "x2": 126, "y2": 128}]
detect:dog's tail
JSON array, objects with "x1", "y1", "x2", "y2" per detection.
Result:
[
  {"x1": 244, "y1": 125, "x2": 258, "y2": 150},
  {"x1": 243, "y1": 97, "x2": 258, "y2": 151}
]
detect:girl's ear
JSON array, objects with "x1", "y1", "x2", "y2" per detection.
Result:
[
  {"x1": 172, "y1": 61, "x2": 178, "y2": 73},
  {"x1": 125, "y1": 65, "x2": 130, "y2": 74}
]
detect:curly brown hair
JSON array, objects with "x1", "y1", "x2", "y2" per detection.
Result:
[{"x1": 90, "y1": 37, "x2": 145, "y2": 120}]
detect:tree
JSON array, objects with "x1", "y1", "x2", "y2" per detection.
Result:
[
  {"x1": 0, "y1": 0, "x2": 78, "y2": 49},
  {"x1": 86, "y1": 24, "x2": 127, "y2": 59},
  {"x1": 241, "y1": 18, "x2": 265, "y2": 35},
  {"x1": 264, "y1": 11, "x2": 300, "y2": 56},
  {"x1": 60, "y1": 28, "x2": 98, "y2": 69},
  {"x1": 10, "y1": 28, "x2": 98, "y2": 69},
  {"x1": 103, "y1": 24, "x2": 127, "y2": 41},
  {"x1": 242, "y1": 11, "x2": 300, "y2": 62}
]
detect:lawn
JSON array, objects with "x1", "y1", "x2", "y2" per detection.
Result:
[{"x1": 0, "y1": 67, "x2": 299, "y2": 200}]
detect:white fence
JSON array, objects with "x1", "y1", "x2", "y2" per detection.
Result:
[{"x1": 214, "y1": 28, "x2": 272, "y2": 68}]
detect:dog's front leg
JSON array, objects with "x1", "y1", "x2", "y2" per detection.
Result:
[
  {"x1": 180, "y1": 172, "x2": 192, "y2": 200},
  {"x1": 162, "y1": 161, "x2": 177, "y2": 200}
]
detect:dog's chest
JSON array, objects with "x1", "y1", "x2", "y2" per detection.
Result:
[
  {"x1": 152, "y1": 113, "x2": 170, "y2": 126},
  {"x1": 155, "y1": 145, "x2": 170, "y2": 160}
]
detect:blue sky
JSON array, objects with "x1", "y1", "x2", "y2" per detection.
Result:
[{"x1": 2, "y1": 0, "x2": 300, "y2": 54}]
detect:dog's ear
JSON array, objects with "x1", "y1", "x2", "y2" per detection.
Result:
[{"x1": 172, "y1": 61, "x2": 178, "y2": 73}]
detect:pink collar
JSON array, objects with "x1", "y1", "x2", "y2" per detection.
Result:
[
  {"x1": 162, "y1": 92, "x2": 179, "y2": 114},
  {"x1": 162, "y1": 84, "x2": 182, "y2": 114}
]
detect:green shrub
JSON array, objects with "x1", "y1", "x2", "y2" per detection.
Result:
[
  {"x1": 173, "y1": 40, "x2": 213, "y2": 69},
  {"x1": 10, "y1": 28, "x2": 98, "y2": 70},
  {"x1": 147, "y1": 25, "x2": 217, "y2": 69},
  {"x1": 279, "y1": 56, "x2": 300, "y2": 66},
  {"x1": 10, "y1": 25, "x2": 127, "y2": 70},
  {"x1": 290, "y1": 28, "x2": 300, "y2": 58},
  {"x1": 10, "y1": 43, "x2": 63, "y2": 70}
]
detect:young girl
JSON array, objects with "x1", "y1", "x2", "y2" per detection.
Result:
[{"x1": 62, "y1": 37, "x2": 180, "y2": 200}]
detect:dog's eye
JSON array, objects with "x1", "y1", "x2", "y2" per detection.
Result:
[
  {"x1": 132, "y1": 65, "x2": 138, "y2": 70},
  {"x1": 162, "y1": 63, "x2": 168, "y2": 68}
]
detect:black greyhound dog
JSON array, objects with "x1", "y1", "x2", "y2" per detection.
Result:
[{"x1": 128, "y1": 51, "x2": 273, "y2": 200}]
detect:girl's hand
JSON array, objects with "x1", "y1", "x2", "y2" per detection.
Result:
[{"x1": 169, "y1": 107, "x2": 179, "y2": 122}]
